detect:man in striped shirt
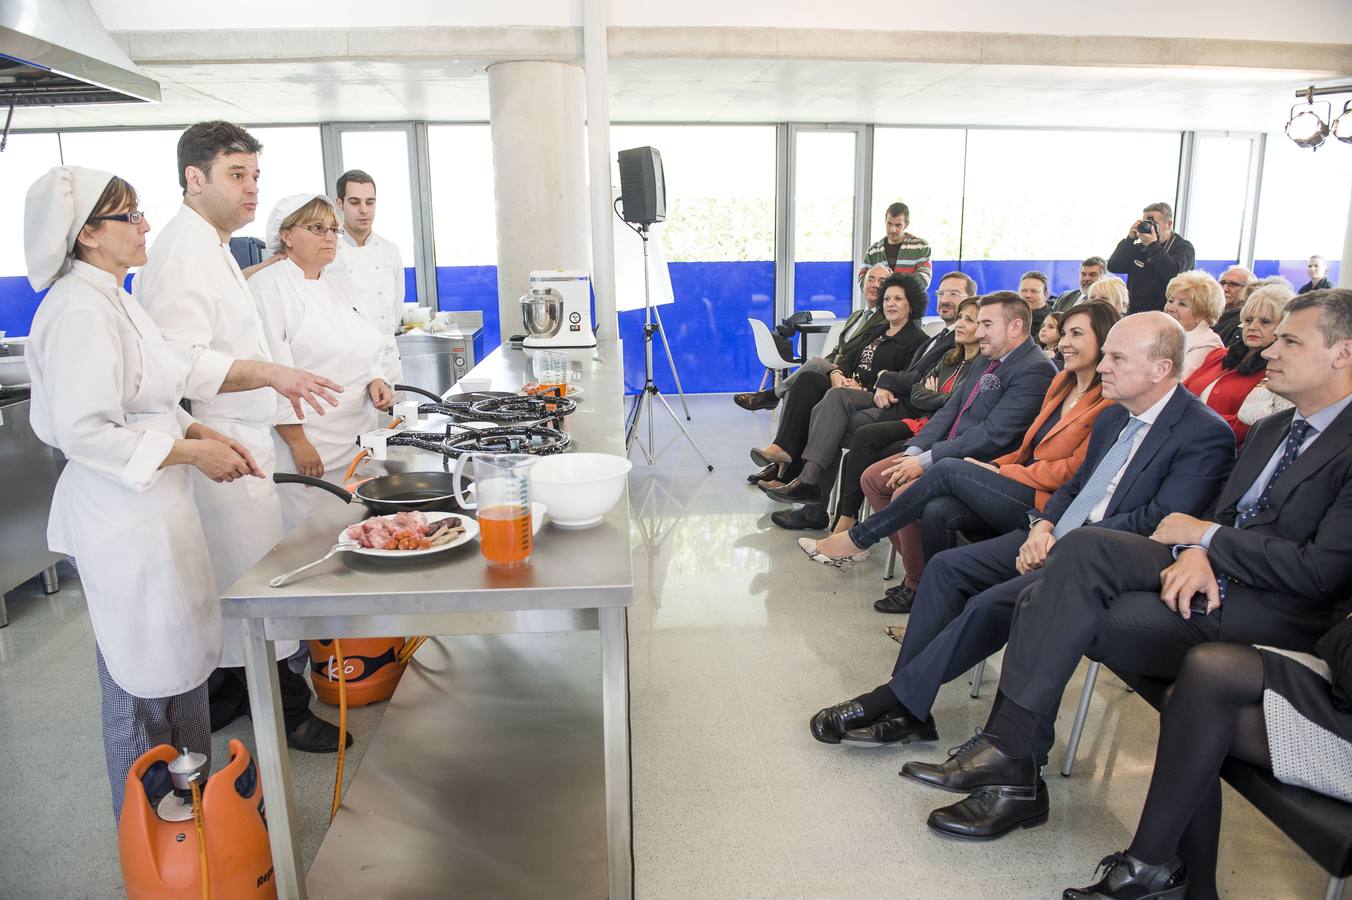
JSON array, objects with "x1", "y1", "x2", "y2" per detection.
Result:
[{"x1": 860, "y1": 201, "x2": 933, "y2": 289}]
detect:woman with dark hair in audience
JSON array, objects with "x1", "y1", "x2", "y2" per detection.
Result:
[
  {"x1": 1065, "y1": 609, "x2": 1352, "y2": 900},
  {"x1": 801, "y1": 301, "x2": 1121, "y2": 616},
  {"x1": 748, "y1": 274, "x2": 930, "y2": 485},
  {"x1": 1183, "y1": 282, "x2": 1293, "y2": 445},
  {"x1": 830, "y1": 296, "x2": 982, "y2": 533}
]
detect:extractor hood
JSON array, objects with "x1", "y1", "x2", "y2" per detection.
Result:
[{"x1": 0, "y1": 0, "x2": 159, "y2": 106}]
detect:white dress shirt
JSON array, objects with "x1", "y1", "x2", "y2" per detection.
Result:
[{"x1": 1087, "y1": 384, "x2": 1178, "y2": 523}]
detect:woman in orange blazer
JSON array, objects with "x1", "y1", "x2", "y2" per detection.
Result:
[{"x1": 803, "y1": 301, "x2": 1121, "y2": 611}]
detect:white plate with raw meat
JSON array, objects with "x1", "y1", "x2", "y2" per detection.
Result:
[{"x1": 342, "y1": 510, "x2": 479, "y2": 557}]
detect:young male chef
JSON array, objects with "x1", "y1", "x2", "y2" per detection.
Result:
[
  {"x1": 137, "y1": 120, "x2": 352, "y2": 753},
  {"x1": 335, "y1": 169, "x2": 406, "y2": 384}
]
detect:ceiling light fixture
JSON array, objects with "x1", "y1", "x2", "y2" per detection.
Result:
[
  {"x1": 1332, "y1": 99, "x2": 1352, "y2": 145},
  {"x1": 1287, "y1": 84, "x2": 1352, "y2": 151}
]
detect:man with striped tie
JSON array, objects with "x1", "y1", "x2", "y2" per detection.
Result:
[
  {"x1": 809, "y1": 312, "x2": 1235, "y2": 761},
  {"x1": 903, "y1": 291, "x2": 1352, "y2": 855}
]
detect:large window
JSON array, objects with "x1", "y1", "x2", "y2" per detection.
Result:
[
  {"x1": 610, "y1": 125, "x2": 776, "y2": 393},
  {"x1": 1254, "y1": 135, "x2": 1352, "y2": 286},
  {"x1": 427, "y1": 124, "x2": 499, "y2": 346},
  {"x1": 790, "y1": 128, "x2": 858, "y2": 318},
  {"x1": 338, "y1": 129, "x2": 418, "y2": 284},
  {"x1": 60, "y1": 129, "x2": 183, "y2": 250},
  {"x1": 960, "y1": 129, "x2": 1180, "y2": 295},
  {"x1": 1186, "y1": 134, "x2": 1256, "y2": 269},
  {"x1": 237, "y1": 126, "x2": 326, "y2": 245},
  {"x1": 0, "y1": 133, "x2": 64, "y2": 339},
  {"x1": 871, "y1": 128, "x2": 966, "y2": 273}
]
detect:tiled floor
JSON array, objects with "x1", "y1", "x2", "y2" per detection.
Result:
[{"x1": 0, "y1": 393, "x2": 1335, "y2": 898}]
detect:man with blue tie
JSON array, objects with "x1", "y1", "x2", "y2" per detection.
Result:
[
  {"x1": 809, "y1": 313, "x2": 1236, "y2": 767},
  {"x1": 901, "y1": 291, "x2": 1352, "y2": 864}
]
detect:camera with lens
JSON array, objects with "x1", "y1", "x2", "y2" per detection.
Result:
[{"x1": 1136, "y1": 220, "x2": 1156, "y2": 235}]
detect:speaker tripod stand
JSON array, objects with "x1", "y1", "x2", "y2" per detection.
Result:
[{"x1": 624, "y1": 225, "x2": 713, "y2": 471}]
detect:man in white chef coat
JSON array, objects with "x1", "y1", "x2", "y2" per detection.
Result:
[
  {"x1": 335, "y1": 169, "x2": 406, "y2": 384},
  {"x1": 137, "y1": 120, "x2": 352, "y2": 753}
]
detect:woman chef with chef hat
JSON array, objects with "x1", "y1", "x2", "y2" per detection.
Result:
[{"x1": 22, "y1": 166, "x2": 315, "y2": 819}]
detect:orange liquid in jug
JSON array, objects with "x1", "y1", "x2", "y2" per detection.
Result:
[{"x1": 478, "y1": 504, "x2": 533, "y2": 568}]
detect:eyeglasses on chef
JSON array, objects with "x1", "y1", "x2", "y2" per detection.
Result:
[
  {"x1": 91, "y1": 210, "x2": 146, "y2": 225},
  {"x1": 296, "y1": 223, "x2": 344, "y2": 238}
]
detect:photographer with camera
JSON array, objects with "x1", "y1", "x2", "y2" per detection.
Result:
[{"x1": 1107, "y1": 201, "x2": 1196, "y2": 315}]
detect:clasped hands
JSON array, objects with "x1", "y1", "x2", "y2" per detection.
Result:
[
  {"x1": 880, "y1": 454, "x2": 924, "y2": 488},
  {"x1": 829, "y1": 369, "x2": 862, "y2": 391}
]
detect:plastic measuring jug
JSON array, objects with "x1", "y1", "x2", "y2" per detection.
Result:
[{"x1": 452, "y1": 452, "x2": 537, "y2": 568}]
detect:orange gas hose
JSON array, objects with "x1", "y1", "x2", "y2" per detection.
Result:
[
  {"x1": 330, "y1": 639, "x2": 348, "y2": 822},
  {"x1": 190, "y1": 778, "x2": 210, "y2": 900}
]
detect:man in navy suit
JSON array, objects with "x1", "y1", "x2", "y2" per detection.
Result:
[
  {"x1": 817, "y1": 292, "x2": 1057, "y2": 607},
  {"x1": 900, "y1": 291, "x2": 1352, "y2": 859},
  {"x1": 809, "y1": 313, "x2": 1236, "y2": 772}
]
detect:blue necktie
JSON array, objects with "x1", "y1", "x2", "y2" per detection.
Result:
[
  {"x1": 1218, "y1": 419, "x2": 1315, "y2": 601},
  {"x1": 1053, "y1": 417, "x2": 1147, "y2": 539}
]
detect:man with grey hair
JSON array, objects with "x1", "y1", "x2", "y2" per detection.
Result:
[
  {"x1": 1213, "y1": 264, "x2": 1255, "y2": 346},
  {"x1": 906, "y1": 292, "x2": 1352, "y2": 857},
  {"x1": 734, "y1": 262, "x2": 892, "y2": 411},
  {"x1": 1054, "y1": 256, "x2": 1107, "y2": 312},
  {"x1": 1107, "y1": 201, "x2": 1196, "y2": 315},
  {"x1": 1300, "y1": 255, "x2": 1333, "y2": 294}
]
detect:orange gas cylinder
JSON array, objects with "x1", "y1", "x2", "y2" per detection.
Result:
[
  {"x1": 308, "y1": 638, "x2": 407, "y2": 707},
  {"x1": 119, "y1": 739, "x2": 276, "y2": 899}
]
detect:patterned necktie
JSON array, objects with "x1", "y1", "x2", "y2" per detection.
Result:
[
  {"x1": 1218, "y1": 418, "x2": 1314, "y2": 601},
  {"x1": 946, "y1": 358, "x2": 1002, "y2": 439},
  {"x1": 1052, "y1": 417, "x2": 1147, "y2": 539}
]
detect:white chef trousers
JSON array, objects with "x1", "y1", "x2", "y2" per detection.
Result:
[{"x1": 97, "y1": 645, "x2": 210, "y2": 822}]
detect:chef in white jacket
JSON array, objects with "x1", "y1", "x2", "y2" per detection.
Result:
[
  {"x1": 23, "y1": 166, "x2": 267, "y2": 818},
  {"x1": 252, "y1": 193, "x2": 394, "y2": 530},
  {"x1": 335, "y1": 169, "x2": 405, "y2": 384},
  {"x1": 136, "y1": 121, "x2": 350, "y2": 753}
]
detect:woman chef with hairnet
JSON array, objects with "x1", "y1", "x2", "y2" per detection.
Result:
[
  {"x1": 250, "y1": 193, "x2": 393, "y2": 530},
  {"x1": 21, "y1": 166, "x2": 324, "y2": 819}
]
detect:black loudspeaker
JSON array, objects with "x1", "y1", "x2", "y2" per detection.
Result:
[{"x1": 617, "y1": 146, "x2": 666, "y2": 226}]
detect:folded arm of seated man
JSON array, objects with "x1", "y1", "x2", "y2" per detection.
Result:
[
  {"x1": 905, "y1": 291, "x2": 1352, "y2": 842},
  {"x1": 809, "y1": 313, "x2": 1236, "y2": 761}
]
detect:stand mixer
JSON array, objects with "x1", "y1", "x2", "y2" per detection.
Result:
[{"x1": 519, "y1": 270, "x2": 597, "y2": 350}]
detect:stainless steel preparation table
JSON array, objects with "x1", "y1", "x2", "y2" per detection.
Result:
[{"x1": 221, "y1": 340, "x2": 633, "y2": 899}]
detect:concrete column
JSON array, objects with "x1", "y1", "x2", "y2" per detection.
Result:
[
  {"x1": 488, "y1": 61, "x2": 591, "y2": 342},
  {"x1": 583, "y1": 0, "x2": 618, "y2": 341}
]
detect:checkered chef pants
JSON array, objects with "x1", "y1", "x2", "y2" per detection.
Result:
[{"x1": 96, "y1": 646, "x2": 211, "y2": 821}]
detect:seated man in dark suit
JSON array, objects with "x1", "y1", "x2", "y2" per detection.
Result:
[
  {"x1": 799, "y1": 293, "x2": 1057, "y2": 597},
  {"x1": 898, "y1": 290, "x2": 1352, "y2": 874},
  {"x1": 808, "y1": 313, "x2": 1236, "y2": 758}
]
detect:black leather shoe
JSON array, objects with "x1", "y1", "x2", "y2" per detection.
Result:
[
  {"x1": 900, "y1": 731, "x2": 1038, "y2": 793},
  {"x1": 761, "y1": 478, "x2": 822, "y2": 504},
  {"x1": 1063, "y1": 851, "x2": 1188, "y2": 899},
  {"x1": 734, "y1": 390, "x2": 778, "y2": 411},
  {"x1": 747, "y1": 463, "x2": 779, "y2": 485},
  {"x1": 927, "y1": 778, "x2": 1049, "y2": 840},
  {"x1": 286, "y1": 714, "x2": 355, "y2": 754},
  {"x1": 874, "y1": 583, "x2": 915, "y2": 614},
  {"x1": 809, "y1": 700, "x2": 875, "y2": 744},
  {"x1": 771, "y1": 504, "x2": 830, "y2": 530},
  {"x1": 842, "y1": 710, "x2": 938, "y2": 745}
]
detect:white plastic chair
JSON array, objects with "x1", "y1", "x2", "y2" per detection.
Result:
[
  {"x1": 818, "y1": 320, "x2": 848, "y2": 359},
  {"x1": 748, "y1": 318, "x2": 797, "y2": 392}
]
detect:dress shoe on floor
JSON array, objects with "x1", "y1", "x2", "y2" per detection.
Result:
[
  {"x1": 900, "y1": 731, "x2": 1039, "y2": 794},
  {"x1": 771, "y1": 504, "x2": 830, "y2": 530},
  {"x1": 286, "y1": 714, "x2": 355, "y2": 754},
  {"x1": 842, "y1": 710, "x2": 938, "y2": 745},
  {"x1": 750, "y1": 446, "x2": 792, "y2": 468},
  {"x1": 874, "y1": 583, "x2": 916, "y2": 614},
  {"x1": 1063, "y1": 851, "x2": 1188, "y2": 899},
  {"x1": 734, "y1": 390, "x2": 778, "y2": 411},
  {"x1": 762, "y1": 479, "x2": 822, "y2": 504},
  {"x1": 747, "y1": 463, "x2": 780, "y2": 485},
  {"x1": 927, "y1": 778, "x2": 1049, "y2": 840},
  {"x1": 809, "y1": 700, "x2": 875, "y2": 744},
  {"x1": 798, "y1": 537, "x2": 869, "y2": 571}
]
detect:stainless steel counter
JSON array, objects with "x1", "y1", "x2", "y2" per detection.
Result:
[
  {"x1": 0, "y1": 391, "x2": 65, "y2": 626},
  {"x1": 221, "y1": 340, "x2": 633, "y2": 900}
]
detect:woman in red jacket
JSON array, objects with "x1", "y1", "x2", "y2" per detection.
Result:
[{"x1": 1183, "y1": 282, "x2": 1293, "y2": 445}]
